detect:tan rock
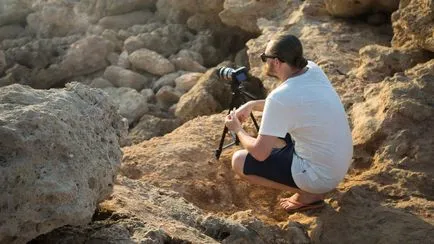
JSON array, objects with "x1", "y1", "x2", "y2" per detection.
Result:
[
  {"x1": 129, "y1": 48, "x2": 175, "y2": 76},
  {"x1": 349, "y1": 45, "x2": 431, "y2": 82},
  {"x1": 175, "y1": 68, "x2": 232, "y2": 122},
  {"x1": 391, "y1": 0, "x2": 434, "y2": 52},
  {"x1": 103, "y1": 65, "x2": 150, "y2": 90},
  {"x1": 175, "y1": 72, "x2": 203, "y2": 93}
]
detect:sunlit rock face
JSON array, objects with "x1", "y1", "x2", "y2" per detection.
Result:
[{"x1": 0, "y1": 82, "x2": 127, "y2": 244}]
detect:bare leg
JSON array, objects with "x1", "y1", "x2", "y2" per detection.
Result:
[{"x1": 232, "y1": 149, "x2": 324, "y2": 210}]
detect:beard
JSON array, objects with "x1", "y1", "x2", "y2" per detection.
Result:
[{"x1": 263, "y1": 62, "x2": 278, "y2": 79}]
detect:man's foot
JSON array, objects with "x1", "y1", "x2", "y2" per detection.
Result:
[{"x1": 280, "y1": 192, "x2": 325, "y2": 213}]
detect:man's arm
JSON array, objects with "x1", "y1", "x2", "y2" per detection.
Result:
[
  {"x1": 234, "y1": 127, "x2": 279, "y2": 161},
  {"x1": 248, "y1": 100, "x2": 265, "y2": 112}
]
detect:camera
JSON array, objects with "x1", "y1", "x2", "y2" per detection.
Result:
[{"x1": 216, "y1": 66, "x2": 248, "y2": 83}]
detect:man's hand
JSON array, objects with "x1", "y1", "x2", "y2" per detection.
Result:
[
  {"x1": 225, "y1": 109, "x2": 242, "y2": 133},
  {"x1": 235, "y1": 102, "x2": 253, "y2": 123}
]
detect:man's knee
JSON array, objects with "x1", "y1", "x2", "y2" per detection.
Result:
[{"x1": 232, "y1": 150, "x2": 247, "y2": 176}]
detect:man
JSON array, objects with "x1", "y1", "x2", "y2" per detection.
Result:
[{"x1": 224, "y1": 34, "x2": 353, "y2": 212}]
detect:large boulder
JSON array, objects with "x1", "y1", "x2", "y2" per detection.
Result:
[
  {"x1": 391, "y1": 0, "x2": 434, "y2": 52},
  {"x1": 0, "y1": 82, "x2": 127, "y2": 244},
  {"x1": 129, "y1": 48, "x2": 175, "y2": 76},
  {"x1": 350, "y1": 60, "x2": 434, "y2": 198}
]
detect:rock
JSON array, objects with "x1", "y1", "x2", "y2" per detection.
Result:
[
  {"x1": 117, "y1": 50, "x2": 131, "y2": 69},
  {"x1": 22, "y1": 35, "x2": 114, "y2": 88},
  {"x1": 101, "y1": 29, "x2": 123, "y2": 51},
  {"x1": 31, "y1": 177, "x2": 311, "y2": 243},
  {"x1": 170, "y1": 49, "x2": 207, "y2": 72},
  {"x1": 324, "y1": 0, "x2": 373, "y2": 17},
  {"x1": 324, "y1": 0, "x2": 399, "y2": 17},
  {"x1": 152, "y1": 71, "x2": 184, "y2": 92},
  {"x1": 186, "y1": 13, "x2": 223, "y2": 32},
  {"x1": 137, "y1": 24, "x2": 195, "y2": 57},
  {"x1": 89, "y1": 77, "x2": 114, "y2": 89},
  {"x1": 26, "y1": 2, "x2": 88, "y2": 38},
  {"x1": 0, "y1": 82, "x2": 126, "y2": 244},
  {"x1": 98, "y1": 10, "x2": 154, "y2": 30},
  {"x1": 350, "y1": 60, "x2": 434, "y2": 197},
  {"x1": 391, "y1": 0, "x2": 434, "y2": 52},
  {"x1": 155, "y1": 85, "x2": 181, "y2": 108},
  {"x1": 127, "y1": 114, "x2": 180, "y2": 144},
  {"x1": 175, "y1": 68, "x2": 232, "y2": 122},
  {"x1": 174, "y1": 72, "x2": 202, "y2": 93},
  {"x1": 119, "y1": 22, "x2": 164, "y2": 40},
  {"x1": 0, "y1": 50, "x2": 5, "y2": 74},
  {"x1": 349, "y1": 45, "x2": 432, "y2": 82},
  {"x1": 155, "y1": 0, "x2": 190, "y2": 24},
  {"x1": 0, "y1": 10, "x2": 29, "y2": 27},
  {"x1": 0, "y1": 25, "x2": 25, "y2": 41},
  {"x1": 76, "y1": 0, "x2": 157, "y2": 21},
  {"x1": 129, "y1": 48, "x2": 175, "y2": 76},
  {"x1": 219, "y1": 0, "x2": 288, "y2": 33},
  {"x1": 103, "y1": 87, "x2": 149, "y2": 125},
  {"x1": 106, "y1": 52, "x2": 119, "y2": 65},
  {"x1": 124, "y1": 36, "x2": 145, "y2": 54},
  {"x1": 103, "y1": 65, "x2": 150, "y2": 90},
  {"x1": 140, "y1": 88, "x2": 155, "y2": 102}
]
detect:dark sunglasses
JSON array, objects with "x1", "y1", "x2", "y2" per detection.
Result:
[{"x1": 260, "y1": 53, "x2": 284, "y2": 63}]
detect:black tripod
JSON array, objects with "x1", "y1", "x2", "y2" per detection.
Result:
[{"x1": 215, "y1": 78, "x2": 260, "y2": 160}]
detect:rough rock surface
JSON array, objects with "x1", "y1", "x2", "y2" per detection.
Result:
[
  {"x1": 391, "y1": 0, "x2": 434, "y2": 52},
  {"x1": 0, "y1": 82, "x2": 127, "y2": 244},
  {"x1": 349, "y1": 45, "x2": 432, "y2": 82},
  {"x1": 32, "y1": 176, "x2": 311, "y2": 244}
]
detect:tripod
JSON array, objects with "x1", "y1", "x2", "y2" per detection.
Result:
[{"x1": 215, "y1": 80, "x2": 260, "y2": 160}]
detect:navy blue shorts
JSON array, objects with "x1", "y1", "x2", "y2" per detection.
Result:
[{"x1": 243, "y1": 133, "x2": 299, "y2": 188}]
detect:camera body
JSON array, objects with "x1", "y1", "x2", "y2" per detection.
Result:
[{"x1": 216, "y1": 66, "x2": 248, "y2": 83}]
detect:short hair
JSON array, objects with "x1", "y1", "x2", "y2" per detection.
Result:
[{"x1": 269, "y1": 34, "x2": 308, "y2": 69}]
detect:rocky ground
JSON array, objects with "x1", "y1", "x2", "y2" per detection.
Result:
[{"x1": 0, "y1": 0, "x2": 433, "y2": 243}]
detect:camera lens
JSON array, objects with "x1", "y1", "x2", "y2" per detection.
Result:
[{"x1": 217, "y1": 67, "x2": 234, "y2": 81}]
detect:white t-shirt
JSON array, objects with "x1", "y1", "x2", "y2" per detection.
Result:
[{"x1": 258, "y1": 61, "x2": 353, "y2": 193}]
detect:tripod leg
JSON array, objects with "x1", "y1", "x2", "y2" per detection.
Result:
[
  {"x1": 250, "y1": 113, "x2": 260, "y2": 131},
  {"x1": 215, "y1": 126, "x2": 228, "y2": 160}
]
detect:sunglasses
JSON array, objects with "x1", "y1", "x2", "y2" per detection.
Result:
[{"x1": 260, "y1": 53, "x2": 284, "y2": 63}]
